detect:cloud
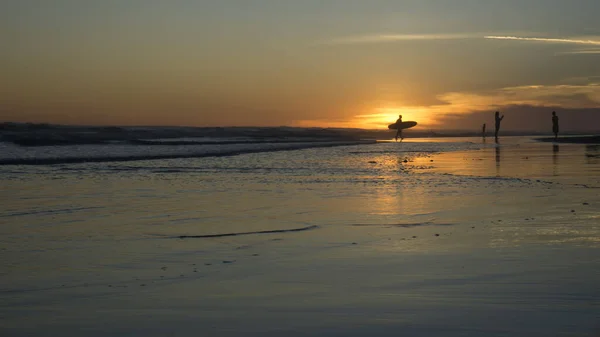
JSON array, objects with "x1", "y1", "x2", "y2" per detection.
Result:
[
  {"x1": 396, "y1": 83, "x2": 600, "y2": 124},
  {"x1": 294, "y1": 83, "x2": 600, "y2": 130},
  {"x1": 434, "y1": 105, "x2": 600, "y2": 133},
  {"x1": 462, "y1": 84, "x2": 600, "y2": 108},
  {"x1": 424, "y1": 84, "x2": 600, "y2": 123},
  {"x1": 323, "y1": 33, "x2": 476, "y2": 45},
  {"x1": 324, "y1": 33, "x2": 600, "y2": 48},
  {"x1": 484, "y1": 35, "x2": 600, "y2": 46},
  {"x1": 555, "y1": 49, "x2": 600, "y2": 55}
]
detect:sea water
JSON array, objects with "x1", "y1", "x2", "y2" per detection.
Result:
[{"x1": 1, "y1": 136, "x2": 599, "y2": 336}]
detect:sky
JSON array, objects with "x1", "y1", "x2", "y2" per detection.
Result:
[{"x1": 1, "y1": 0, "x2": 600, "y2": 131}]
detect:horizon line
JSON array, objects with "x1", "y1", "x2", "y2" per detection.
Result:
[{"x1": 1, "y1": 121, "x2": 599, "y2": 135}]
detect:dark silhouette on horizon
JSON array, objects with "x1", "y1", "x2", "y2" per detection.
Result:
[
  {"x1": 494, "y1": 111, "x2": 504, "y2": 141},
  {"x1": 395, "y1": 115, "x2": 403, "y2": 142},
  {"x1": 552, "y1": 111, "x2": 559, "y2": 140},
  {"x1": 482, "y1": 123, "x2": 486, "y2": 138}
]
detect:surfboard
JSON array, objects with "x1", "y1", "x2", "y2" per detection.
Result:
[{"x1": 388, "y1": 121, "x2": 417, "y2": 130}]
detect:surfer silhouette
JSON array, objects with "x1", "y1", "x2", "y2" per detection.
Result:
[
  {"x1": 395, "y1": 115, "x2": 403, "y2": 141},
  {"x1": 482, "y1": 123, "x2": 486, "y2": 138},
  {"x1": 494, "y1": 111, "x2": 504, "y2": 141},
  {"x1": 552, "y1": 111, "x2": 559, "y2": 140}
]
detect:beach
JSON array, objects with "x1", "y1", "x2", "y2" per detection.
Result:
[{"x1": 1, "y1": 136, "x2": 599, "y2": 336}]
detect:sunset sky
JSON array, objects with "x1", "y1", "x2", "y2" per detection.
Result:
[{"x1": 1, "y1": 0, "x2": 599, "y2": 131}]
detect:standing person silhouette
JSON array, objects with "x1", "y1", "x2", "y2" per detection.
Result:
[
  {"x1": 494, "y1": 111, "x2": 504, "y2": 142},
  {"x1": 395, "y1": 115, "x2": 403, "y2": 142},
  {"x1": 552, "y1": 111, "x2": 559, "y2": 140},
  {"x1": 482, "y1": 123, "x2": 486, "y2": 138}
]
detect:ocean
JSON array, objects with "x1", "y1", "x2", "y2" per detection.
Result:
[{"x1": 1, "y1": 127, "x2": 599, "y2": 336}]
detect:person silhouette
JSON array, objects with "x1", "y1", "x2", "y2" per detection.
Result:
[
  {"x1": 482, "y1": 123, "x2": 486, "y2": 138},
  {"x1": 494, "y1": 111, "x2": 504, "y2": 141},
  {"x1": 552, "y1": 111, "x2": 559, "y2": 140},
  {"x1": 395, "y1": 115, "x2": 403, "y2": 141}
]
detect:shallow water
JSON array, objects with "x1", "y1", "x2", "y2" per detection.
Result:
[{"x1": 1, "y1": 137, "x2": 599, "y2": 336}]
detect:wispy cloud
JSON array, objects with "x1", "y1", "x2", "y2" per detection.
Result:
[
  {"x1": 436, "y1": 83, "x2": 600, "y2": 113},
  {"x1": 324, "y1": 33, "x2": 475, "y2": 45},
  {"x1": 555, "y1": 49, "x2": 600, "y2": 55},
  {"x1": 325, "y1": 33, "x2": 600, "y2": 47},
  {"x1": 484, "y1": 35, "x2": 600, "y2": 46}
]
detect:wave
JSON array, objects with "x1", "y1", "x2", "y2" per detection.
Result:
[
  {"x1": 174, "y1": 225, "x2": 319, "y2": 239},
  {"x1": 0, "y1": 140, "x2": 375, "y2": 165},
  {"x1": 131, "y1": 139, "x2": 363, "y2": 146},
  {"x1": 1, "y1": 123, "x2": 383, "y2": 147}
]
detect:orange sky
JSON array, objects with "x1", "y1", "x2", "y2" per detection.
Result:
[{"x1": 1, "y1": 1, "x2": 600, "y2": 131}]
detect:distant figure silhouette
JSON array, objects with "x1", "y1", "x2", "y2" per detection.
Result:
[
  {"x1": 494, "y1": 111, "x2": 504, "y2": 141},
  {"x1": 395, "y1": 115, "x2": 403, "y2": 142},
  {"x1": 552, "y1": 111, "x2": 559, "y2": 140},
  {"x1": 482, "y1": 123, "x2": 486, "y2": 138}
]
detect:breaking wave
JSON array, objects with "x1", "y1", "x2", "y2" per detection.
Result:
[{"x1": 0, "y1": 140, "x2": 375, "y2": 165}]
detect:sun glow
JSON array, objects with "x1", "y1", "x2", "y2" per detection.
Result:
[
  {"x1": 293, "y1": 82, "x2": 600, "y2": 130},
  {"x1": 351, "y1": 107, "x2": 437, "y2": 129},
  {"x1": 292, "y1": 106, "x2": 438, "y2": 129}
]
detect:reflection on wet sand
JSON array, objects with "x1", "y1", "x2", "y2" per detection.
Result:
[
  {"x1": 553, "y1": 144, "x2": 559, "y2": 176},
  {"x1": 495, "y1": 144, "x2": 501, "y2": 176},
  {"x1": 414, "y1": 138, "x2": 599, "y2": 185},
  {"x1": 586, "y1": 145, "x2": 599, "y2": 165}
]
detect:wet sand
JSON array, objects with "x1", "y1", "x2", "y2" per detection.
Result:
[{"x1": 1, "y1": 138, "x2": 599, "y2": 336}]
